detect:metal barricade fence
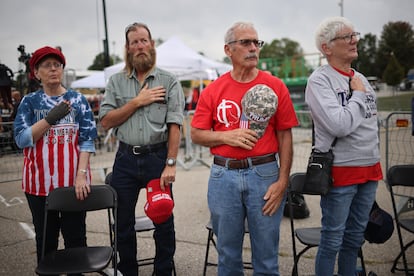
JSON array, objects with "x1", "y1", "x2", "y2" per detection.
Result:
[
  {"x1": 0, "y1": 111, "x2": 336, "y2": 183},
  {"x1": 383, "y1": 111, "x2": 414, "y2": 172},
  {"x1": 1, "y1": 111, "x2": 412, "y2": 184},
  {"x1": 177, "y1": 110, "x2": 211, "y2": 170},
  {"x1": 291, "y1": 111, "x2": 312, "y2": 173},
  {"x1": 0, "y1": 120, "x2": 23, "y2": 183},
  {"x1": 382, "y1": 111, "x2": 414, "y2": 214}
]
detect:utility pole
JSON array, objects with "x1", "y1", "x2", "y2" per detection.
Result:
[
  {"x1": 338, "y1": 0, "x2": 344, "y2": 17},
  {"x1": 102, "y1": 0, "x2": 110, "y2": 67}
]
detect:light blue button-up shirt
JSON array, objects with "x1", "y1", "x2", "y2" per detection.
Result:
[{"x1": 99, "y1": 67, "x2": 185, "y2": 145}]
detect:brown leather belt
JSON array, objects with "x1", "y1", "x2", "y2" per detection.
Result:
[
  {"x1": 213, "y1": 154, "x2": 277, "y2": 169},
  {"x1": 119, "y1": 141, "x2": 167, "y2": 155}
]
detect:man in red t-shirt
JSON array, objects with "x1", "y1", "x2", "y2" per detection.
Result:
[{"x1": 191, "y1": 22, "x2": 298, "y2": 275}]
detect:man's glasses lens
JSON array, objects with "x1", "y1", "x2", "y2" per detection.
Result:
[{"x1": 228, "y1": 39, "x2": 264, "y2": 48}]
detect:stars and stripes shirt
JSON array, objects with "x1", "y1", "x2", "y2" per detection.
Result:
[{"x1": 14, "y1": 89, "x2": 97, "y2": 196}]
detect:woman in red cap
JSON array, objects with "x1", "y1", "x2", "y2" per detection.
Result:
[{"x1": 13, "y1": 46, "x2": 98, "y2": 275}]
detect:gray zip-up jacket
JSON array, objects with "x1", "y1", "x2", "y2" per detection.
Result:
[{"x1": 305, "y1": 64, "x2": 380, "y2": 166}]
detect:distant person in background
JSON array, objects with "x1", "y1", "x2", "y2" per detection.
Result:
[
  {"x1": 13, "y1": 46, "x2": 97, "y2": 274},
  {"x1": 0, "y1": 63, "x2": 14, "y2": 110},
  {"x1": 9, "y1": 90, "x2": 22, "y2": 121},
  {"x1": 305, "y1": 17, "x2": 382, "y2": 276},
  {"x1": 185, "y1": 85, "x2": 201, "y2": 111}
]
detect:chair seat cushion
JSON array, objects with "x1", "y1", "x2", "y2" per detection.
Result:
[
  {"x1": 36, "y1": 246, "x2": 113, "y2": 275},
  {"x1": 296, "y1": 227, "x2": 321, "y2": 246},
  {"x1": 135, "y1": 216, "x2": 156, "y2": 232},
  {"x1": 400, "y1": 218, "x2": 414, "y2": 233}
]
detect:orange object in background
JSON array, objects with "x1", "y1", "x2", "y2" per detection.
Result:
[{"x1": 396, "y1": 119, "x2": 409, "y2": 127}]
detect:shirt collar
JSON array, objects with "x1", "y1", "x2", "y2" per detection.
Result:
[
  {"x1": 331, "y1": 66, "x2": 355, "y2": 78},
  {"x1": 129, "y1": 67, "x2": 157, "y2": 82}
]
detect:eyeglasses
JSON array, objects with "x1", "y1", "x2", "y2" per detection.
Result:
[
  {"x1": 39, "y1": 62, "x2": 63, "y2": 70},
  {"x1": 227, "y1": 39, "x2": 264, "y2": 48},
  {"x1": 330, "y1": 32, "x2": 361, "y2": 43}
]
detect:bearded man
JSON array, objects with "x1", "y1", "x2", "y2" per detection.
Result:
[{"x1": 99, "y1": 22, "x2": 185, "y2": 276}]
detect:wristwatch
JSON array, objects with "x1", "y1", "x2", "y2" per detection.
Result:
[{"x1": 166, "y1": 157, "x2": 176, "y2": 166}]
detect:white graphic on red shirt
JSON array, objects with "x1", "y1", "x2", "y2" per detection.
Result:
[{"x1": 217, "y1": 99, "x2": 241, "y2": 127}]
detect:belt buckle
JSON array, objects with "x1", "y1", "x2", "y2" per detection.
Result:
[{"x1": 132, "y1": 145, "x2": 142, "y2": 155}]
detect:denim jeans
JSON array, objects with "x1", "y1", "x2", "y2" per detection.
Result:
[
  {"x1": 111, "y1": 146, "x2": 175, "y2": 276},
  {"x1": 315, "y1": 181, "x2": 378, "y2": 276},
  {"x1": 25, "y1": 193, "x2": 86, "y2": 276},
  {"x1": 208, "y1": 157, "x2": 284, "y2": 276}
]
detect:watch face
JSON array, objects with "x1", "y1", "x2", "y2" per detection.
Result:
[{"x1": 167, "y1": 158, "x2": 176, "y2": 166}]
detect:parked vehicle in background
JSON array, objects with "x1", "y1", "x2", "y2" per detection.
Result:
[
  {"x1": 367, "y1": 76, "x2": 380, "y2": 91},
  {"x1": 398, "y1": 69, "x2": 414, "y2": 91},
  {"x1": 398, "y1": 78, "x2": 413, "y2": 91},
  {"x1": 407, "y1": 68, "x2": 414, "y2": 83}
]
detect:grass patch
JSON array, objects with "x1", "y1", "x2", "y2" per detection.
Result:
[{"x1": 377, "y1": 91, "x2": 414, "y2": 111}]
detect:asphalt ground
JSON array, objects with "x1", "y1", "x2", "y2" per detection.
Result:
[{"x1": 1, "y1": 145, "x2": 413, "y2": 276}]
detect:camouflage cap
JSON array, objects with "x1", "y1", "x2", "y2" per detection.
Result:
[{"x1": 241, "y1": 84, "x2": 278, "y2": 138}]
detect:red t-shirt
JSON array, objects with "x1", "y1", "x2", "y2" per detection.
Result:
[
  {"x1": 191, "y1": 71, "x2": 298, "y2": 159},
  {"x1": 332, "y1": 162, "x2": 383, "y2": 186}
]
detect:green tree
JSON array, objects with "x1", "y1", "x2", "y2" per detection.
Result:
[
  {"x1": 353, "y1": 33, "x2": 378, "y2": 76},
  {"x1": 260, "y1": 38, "x2": 304, "y2": 58},
  {"x1": 88, "y1": 52, "x2": 122, "y2": 70},
  {"x1": 376, "y1": 21, "x2": 414, "y2": 78},
  {"x1": 382, "y1": 53, "x2": 405, "y2": 87},
  {"x1": 258, "y1": 38, "x2": 310, "y2": 78}
]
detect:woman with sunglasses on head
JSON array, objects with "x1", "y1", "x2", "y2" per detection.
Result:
[
  {"x1": 13, "y1": 46, "x2": 97, "y2": 275},
  {"x1": 305, "y1": 17, "x2": 382, "y2": 276}
]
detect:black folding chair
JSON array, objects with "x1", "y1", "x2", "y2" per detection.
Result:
[
  {"x1": 387, "y1": 164, "x2": 414, "y2": 275},
  {"x1": 35, "y1": 185, "x2": 118, "y2": 275},
  {"x1": 203, "y1": 218, "x2": 252, "y2": 276},
  {"x1": 288, "y1": 172, "x2": 366, "y2": 276}
]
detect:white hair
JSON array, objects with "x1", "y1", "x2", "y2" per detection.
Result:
[
  {"x1": 224, "y1": 22, "x2": 256, "y2": 44},
  {"x1": 315, "y1": 16, "x2": 355, "y2": 55}
]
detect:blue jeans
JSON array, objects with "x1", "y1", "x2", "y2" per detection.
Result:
[
  {"x1": 315, "y1": 181, "x2": 378, "y2": 276},
  {"x1": 111, "y1": 146, "x2": 175, "y2": 276},
  {"x1": 208, "y1": 157, "x2": 284, "y2": 276}
]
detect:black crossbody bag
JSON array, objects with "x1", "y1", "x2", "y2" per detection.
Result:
[
  {"x1": 303, "y1": 124, "x2": 337, "y2": 195},
  {"x1": 303, "y1": 77, "x2": 353, "y2": 195}
]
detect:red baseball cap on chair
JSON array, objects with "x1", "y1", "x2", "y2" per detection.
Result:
[{"x1": 144, "y1": 179, "x2": 174, "y2": 224}]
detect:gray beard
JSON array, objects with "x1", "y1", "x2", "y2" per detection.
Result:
[{"x1": 132, "y1": 51, "x2": 156, "y2": 72}]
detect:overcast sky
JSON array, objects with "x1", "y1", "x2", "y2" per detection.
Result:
[{"x1": 1, "y1": 0, "x2": 413, "y2": 75}]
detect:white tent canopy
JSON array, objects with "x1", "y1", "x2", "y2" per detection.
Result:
[
  {"x1": 71, "y1": 37, "x2": 231, "y2": 89},
  {"x1": 104, "y1": 36, "x2": 232, "y2": 83},
  {"x1": 70, "y1": 71, "x2": 105, "y2": 89}
]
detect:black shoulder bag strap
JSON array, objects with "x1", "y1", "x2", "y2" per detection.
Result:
[{"x1": 311, "y1": 122, "x2": 337, "y2": 151}]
